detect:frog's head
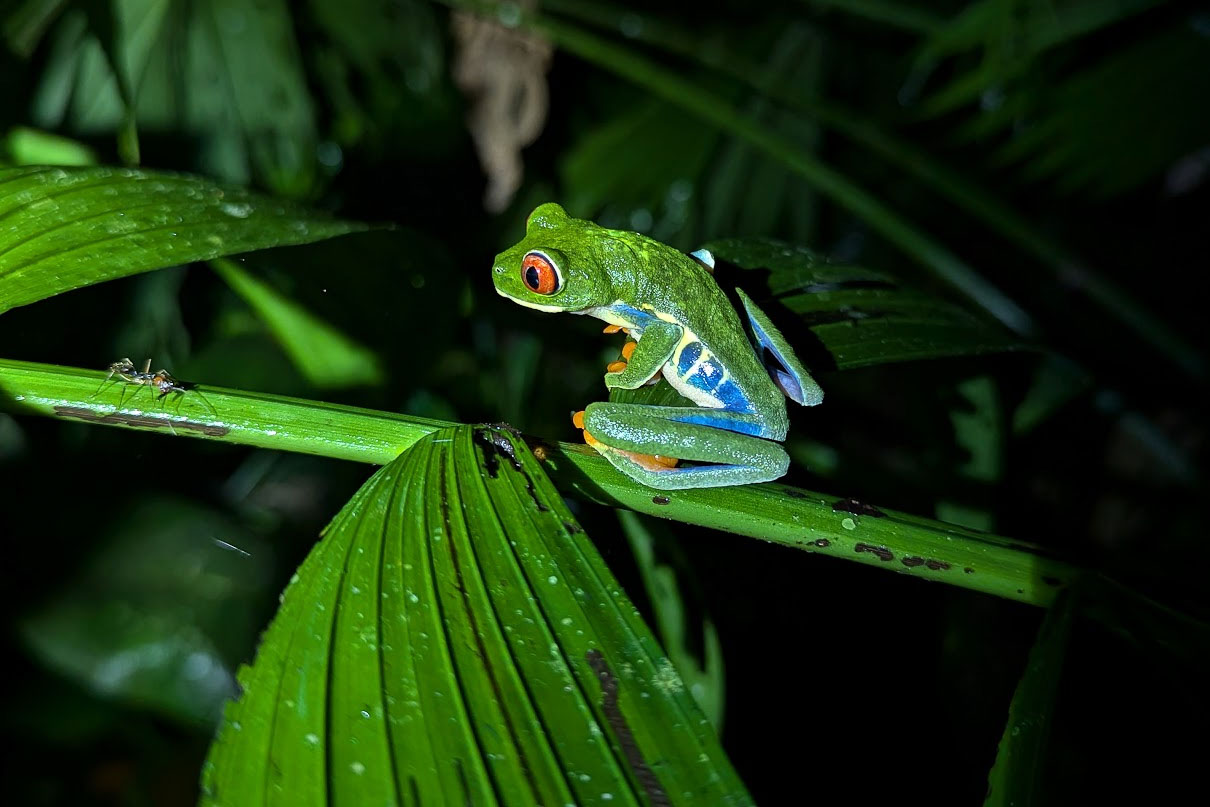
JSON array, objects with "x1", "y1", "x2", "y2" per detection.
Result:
[{"x1": 492, "y1": 203, "x2": 620, "y2": 313}]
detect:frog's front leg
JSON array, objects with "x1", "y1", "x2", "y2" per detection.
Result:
[
  {"x1": 603, "y1": 319, "x2": 681, "y2": 389},
  {"x1": 582, "y1": 402, "x2": 789, "y2": 490}
]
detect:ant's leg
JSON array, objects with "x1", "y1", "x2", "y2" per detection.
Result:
[
  {"x1": 191, "y1": 390, "x2": 218, "y2": 418},
  {"x1": 90, "y1": 370, "x2": 117, "y2": 399}
]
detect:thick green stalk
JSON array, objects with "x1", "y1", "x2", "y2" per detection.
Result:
[{"x1": 1, "y1": 358, "x2": 1077, "y2": 606}]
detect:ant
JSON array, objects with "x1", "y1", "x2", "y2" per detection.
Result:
[{"x1": 93, "y1": 357, "x2": 217, "y2": 418}]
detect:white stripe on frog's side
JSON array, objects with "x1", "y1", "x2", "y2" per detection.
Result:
[{"x1": 662, "y1": 361, "x2": 724, "y2": 408}]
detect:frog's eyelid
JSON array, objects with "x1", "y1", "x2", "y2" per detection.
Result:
[{"x1": 532, "y1": 251, "x2": 561, "y2": 280}]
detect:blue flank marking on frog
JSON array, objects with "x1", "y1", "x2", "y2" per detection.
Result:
[
  {"x1": 609, "y1": 303, "x2": 653, "y2": 329},
  {"x1": 671, "y1": 409, "x2": 768, "y2": 437},
  {"x1": 676, "y1": 341, "x2": 703, "y2": 376},
  {"x1": 747, "y1": 314, "x2": 806, "y2": 403},
  {"x1": 684, "y1": 357, "x2": 723, "y2": 393},
  {"x1": 710, "y1": 377, "x2": 751, "y2": 412}
]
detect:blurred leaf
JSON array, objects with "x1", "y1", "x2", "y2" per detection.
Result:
[
  {"x1": 0, "y1": 411, "x2": 25, "y2": 459},
  {"x1": 984, "y1": 588, "x2": 1075, "y2": 807},
  {"x1": 910, "y1": 0, "x2": 1162, "y2": 114},
  {"x1": 705, "y1": 237, "x2": 1026, "y2": 370},
  {"x1": 1077, "y1": 576, "x2": 1210, "y2": 671},
  {"x1": 1, "y1": 126, "x2": 96, "y2": 166},
  {"x1": 1, "y1": 0, "x2": 67, "y2": 57},
  {"x1": 203, "y1": 424, "x2": 751, "y2": 805},
  {"x1": 702, "y1": 22, "x2": 821, "y2": 245},
  {"x1": 561, "y1": 99, "x2": 716, "y2": 228},
  {"x1": 938, "y1": 375, "x2": 1001, "y2": 530},
  {"x1": 20, "y1": 496, "x2": 272, "y2": 727},
  {"x1": 32, "y1": 0, "x2": 318, "y2": 193},
  {"x1": 496, "y1": 329, "x2": 544, "y2": 424},
  {"x1": 619, "y1": 510, "x2": 725, "y2": 732},
  {"x1": 1012, "y1": 353, "x2": 1089, "y2": 435},
  {"x1": 794, "y1": 0, "x2": 941, "y2": 33},
  {"x1": 949, "y1": 376, "x2": 1001, "y2": 483},
  {"x1": 994, "y1": 25, "x2": 1210, "y2": 197},
  {"x1": 109, "y1": 267, "x2": 192, "y2": 371},
  {"x1": 212, "y1": 257, "x2": 385, "y2": 389},
  {"x1": 77, "y1": 0, "x2": 140, "y2": 165},
  {"x1": 0, "y1": 165, "x2": 368, "y2": 314},
  {"x1": 309, "y1": 0, "x2": 442, "y2": 82},
  {"x1": 308, "y1": 0, "x2": 457, "y2": 155},
  {"x1": 908, "y1": 1, "x2": 1204, "y2": 199}
]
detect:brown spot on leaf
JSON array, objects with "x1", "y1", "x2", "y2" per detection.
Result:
[
  {"x1": 55, "y1": 406, "x2": 230, "y2": 436},
  {"x1": 652, "y1": 496, "x2": 671, "y2": 506},
  {"x1": 901, "y1": 556, "x2": 925, "y2": 568},
  {"x1": 925, "y1": 560, "x2": 951, "y2": 571},
  {"x1": 832, "y1": 497, "x2": 887, "y2": 518},
  {"x1": 855, "y1": 543, "x2": 893, "y2": 562},
  {"x1": 813, "y1": 538, "x2": 830, "y2": 548},
  {"x1": 586, "y1": 650, "x2": 670, "y2": 806}
]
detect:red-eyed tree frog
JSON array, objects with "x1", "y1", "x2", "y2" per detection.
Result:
[{"x1": 492, "y1": 203, "x2": 824, "y2": 490}]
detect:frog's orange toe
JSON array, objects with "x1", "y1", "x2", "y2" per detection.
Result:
[
  {"x1": 575, "y1": 414, "x2": 679, "y2": 471},
  {"x1": 602, "y1": 324, "x2": 622, "y2": 334},
  {"x1": 606, "y1": 360, "x2": 627, "y2": 373},
  {"x1": 621, "y1": 341, "x2": 636, "y2": 360}
]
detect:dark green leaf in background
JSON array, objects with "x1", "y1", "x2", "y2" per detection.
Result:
[
  {"x1": 203, "y1": 425, "x2": 751, "y2": 805},
  {"x1": 705, "y1": 236, "x2": 1026, "y2": 370},
  {"x1": 30, "y1": 0, "x2": 319, "y2": 192}
]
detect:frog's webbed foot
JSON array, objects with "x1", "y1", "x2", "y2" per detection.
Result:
[
  {"x1": 599, "y1": 337, "x2": 657, "y2": 385},
  {"x1": 572, "y1": 409, "x2": 679, "y2": 471}
]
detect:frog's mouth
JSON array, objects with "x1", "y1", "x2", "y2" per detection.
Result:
[{"x1": 495, "y1": 286, "x2": 566, "y2": 313}]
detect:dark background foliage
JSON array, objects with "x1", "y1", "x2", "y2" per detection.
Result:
[{"x1": 0, "y1": 0, "x2": 1207, "y2": 803}]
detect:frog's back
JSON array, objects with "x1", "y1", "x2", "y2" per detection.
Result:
[{"x1": 613, "y1": 231, "x2": 785, "y2": 426}]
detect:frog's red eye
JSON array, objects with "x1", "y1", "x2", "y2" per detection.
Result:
[{"x1": 521, "y1": 251, "x2": 560, "y2": 295}]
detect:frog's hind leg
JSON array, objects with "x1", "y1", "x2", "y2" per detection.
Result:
[
  {"x1": 582, "y1": 402, "x2": 789, "y2": 490},
  {"x1": 735, "y1": 288, "x2": 824, "y2": 407}
]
